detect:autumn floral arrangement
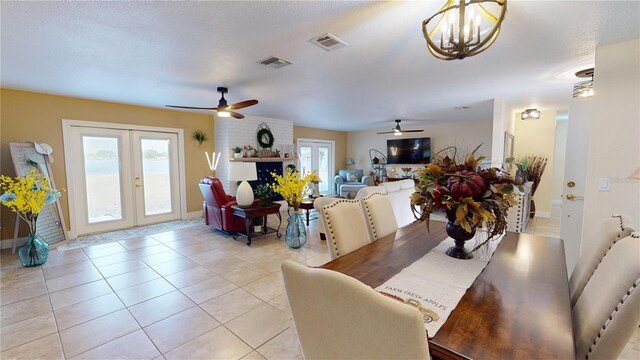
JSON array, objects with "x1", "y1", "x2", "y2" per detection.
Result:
[
  {"x1": 270, "y1": 169, "x2": 311, "y2": 211},
  {"x1": 0, "y1": 169, "x2": 62, "y2": 266},
  {"x1": 410, "y1": 145, "x2": 520, "y2": 244}
]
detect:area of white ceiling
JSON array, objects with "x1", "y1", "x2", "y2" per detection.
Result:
[{"x1": 1, "y1": 1, "x2": 638, "y2": 131}]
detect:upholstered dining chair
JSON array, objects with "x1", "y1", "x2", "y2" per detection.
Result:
[
  {"x1": 361, "y1": 192, "x2": 399, "y2": 241},
  {"x1": 572, "y1": 231, "x2": 640, "y2": 360},
  {"x1": 313, "y1": 197, "x2": 338, "y2": 241},
  {"x1": 281, "y1": 260, "x2": 430, "y2": 360},
  {"x1": 321, "y1": 199, "x2": 371, "y2": 260},
  {"x1": 570, "y1": 214, "x2": 635, "y2": 306}
]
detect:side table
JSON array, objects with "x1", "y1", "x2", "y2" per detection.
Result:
[{"x1": 231, "y1": 204, "x2": 282, "y2": 246}]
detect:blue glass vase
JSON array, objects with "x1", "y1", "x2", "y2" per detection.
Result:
[
  {"x1": 285, "y1": 210, "x2": 307, "y2": 249},
  {"x1": 18, "y1": 232, "x2": 49, "y2": 267}
]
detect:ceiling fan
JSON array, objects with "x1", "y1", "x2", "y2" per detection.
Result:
[
  {"x1": 377, "y1": 119, "x2": 424, "y2": 136},
  {"x1": 166, "y1": 87, "x2": 258, "y2": 119}
]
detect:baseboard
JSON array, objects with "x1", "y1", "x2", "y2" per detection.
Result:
[
  {"x1": 185, "y1": 211, "x2": 203, "y2": 220},
  {"x1": 551, "y1": 199, "x2": 562, "y2": 206},
  {"x1": 535, "y1": 212, "x2": 551, "y2": 219},
  {"x1": 0, "y1": 236, "x2": 27, "y2": 250}
]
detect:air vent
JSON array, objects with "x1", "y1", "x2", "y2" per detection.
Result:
[
  {"x1": 258, "y1": 56, "x2": 293, "y2": 69},
  {"x1": 310, "y1": 33, "x2": 348, "y2": 51}
]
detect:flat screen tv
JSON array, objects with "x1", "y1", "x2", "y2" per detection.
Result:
[{"x1": 386, "y1": 137, "x2": 431, "y2": 164}]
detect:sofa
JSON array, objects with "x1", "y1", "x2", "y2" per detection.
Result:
[
  {"x1": 199, "y1": 177, "x2": 258, "y2": 234},
  {"x1": 333, "y1": 169, "x2": 372, "y2": 197}
]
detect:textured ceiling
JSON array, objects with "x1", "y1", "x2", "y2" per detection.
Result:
[{"x1": 1, "y1": 1, "x2": 639, "y2": 131}]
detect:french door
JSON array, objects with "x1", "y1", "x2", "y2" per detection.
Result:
[
  {"x1": 67, "y1": 126, "x2": 181, "y2": 235},
  {"x1": 297, "y1": 139, "x2": 334, "y2": 194}
]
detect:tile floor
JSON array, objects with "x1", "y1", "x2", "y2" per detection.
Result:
[
  {"x1": 2, "y1": 208, "x2": 638, "y2": 359},
  {"x1": 1, "y1": 218, "x2": 329, "y2": 360}
]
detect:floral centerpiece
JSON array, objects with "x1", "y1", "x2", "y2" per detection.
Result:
[
  {"x1": 401, "y1": 167, "x2": 412, "y2": 178},
  {"x1": 307, "y1": 170, "x2": 321, "y2": 198},
  {"x1": 270, "y1": 169, "x2": 311, "y2": 249},
  {"x1": 0, "y1": 169, "x2": 62, "y2": 267},
  {"x1": 410, "y1": 145, "x2": 519, "y2": 259}
]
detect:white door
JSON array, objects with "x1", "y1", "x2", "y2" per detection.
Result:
[
  {"x1": 131, "y1": 131, "x2": 180, "y2": 225},
  {"x1": 297, "y1": 139, "x2": 335, "y2": 195},
  {"x1": 560, "y1": 97, "x2": 592, "y2": 274},
  {"x1": 68, "y1": 127, "x2": 181, "y2": 235}
]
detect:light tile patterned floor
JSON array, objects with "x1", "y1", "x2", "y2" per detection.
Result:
[{"x1": 1, "y1": 218, "x2": 327, "y2": 360}]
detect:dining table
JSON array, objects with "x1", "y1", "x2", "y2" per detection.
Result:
[{"x1": 321, "y1": 220, "x2": 576, "y2": 360}]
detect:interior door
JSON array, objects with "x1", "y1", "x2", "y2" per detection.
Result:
[
  {"x1": 297, "y1": 139, "x2": 334, "y2": 194},
  {"x1": 69, "y1": 127, "x2": 135, "y2": 235},
  {"x1": 560, "y1": 98, "x2": 592, "y2": 274},
  {"x1": 131, "y1": 131, "x2": 180, "y2": 225}
]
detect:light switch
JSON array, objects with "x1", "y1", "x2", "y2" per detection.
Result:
[{"x1": 599, "y1": 177, "x2": 610, "y2": 192}]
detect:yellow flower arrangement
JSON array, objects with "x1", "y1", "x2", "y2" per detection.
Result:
[
  {"x1": 0, "y1": 169, "x2": 62, "y2": 234},
  {"x1": 270, "y1": 169, "x2": 311, "y2": 210},
  {"x1": 308, "y1": 170, "x2": 321, "y2": 184}
]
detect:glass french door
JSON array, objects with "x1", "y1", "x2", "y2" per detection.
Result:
[
  {"x1": 68, "y1": 127, "x2": 180, "y2": 235},
  {"x1": 297, "y1": 139, "x2": 334, "y2": 194}
]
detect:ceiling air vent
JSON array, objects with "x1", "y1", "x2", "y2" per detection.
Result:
[
  {"x1": 258, "y1": 56, "x2": 293, "y2": 69},
  {"x1": 310, "y1": 33, "x2": 348, "y2": 51}
]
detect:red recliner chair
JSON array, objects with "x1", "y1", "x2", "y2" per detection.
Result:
[{"x1": 199, "y1": 177, "x2": 257, "y2": 234}]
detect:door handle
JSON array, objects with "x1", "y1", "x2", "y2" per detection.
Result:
[{"x1": 565, "y1": 194, "x2": 584, "y2": 201}]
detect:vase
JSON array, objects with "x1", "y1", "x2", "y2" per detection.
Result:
[
  {"x1": 18, "y1": 232, "x2": 49, "y2": 267},
  {"x1": 444, "y1": 210, "x2": 476, "y2": 260},
  {"x1": 285, "y1": 210, "x2": 307, "y2": 249},
  {"x1": 515, "y1": 169, "x2": 527, "y2": 185},
  {"x1": 310, "y1": 183, "x2": 320, "y2": 198}
]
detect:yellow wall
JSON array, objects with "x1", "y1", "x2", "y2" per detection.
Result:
[
  {"x1": 293, "y1": 126, "x2": 348, "y2": 171},
  {"x1": 0, "y1": 88, "x2": 214, "y2": 240},
  {"x1": 513, "y1": 110, "x2": 557, "y2": 216}
]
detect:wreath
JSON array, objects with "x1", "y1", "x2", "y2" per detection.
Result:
[{"x1": 257, "y1": 128, "x2": 274, "y2": 149}]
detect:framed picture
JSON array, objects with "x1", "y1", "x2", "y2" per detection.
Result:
[{"x1": 503, "y1": 131, "x2": 515, "y2": 171}]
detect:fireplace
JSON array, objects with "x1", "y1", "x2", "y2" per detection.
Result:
[{"x1": 249, "y1": 161, "x2": 283, "y2": 201}]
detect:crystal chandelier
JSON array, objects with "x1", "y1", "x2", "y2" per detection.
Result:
[{"x1": 422, "y1": 0, "x2": 507, "y2": 60}]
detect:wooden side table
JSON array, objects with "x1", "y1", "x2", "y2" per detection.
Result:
[{"x1": 231, "y1": 204, "x2": 282, "y2": 246}]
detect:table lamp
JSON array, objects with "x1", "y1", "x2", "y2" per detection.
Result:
[{"x1": 229, "y1": 162, "x2": 257, "y2": 207}]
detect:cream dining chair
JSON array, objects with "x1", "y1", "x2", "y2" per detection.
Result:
[
  {"x1": 572, "y1": 231, "x2": 640, "y2": 360},
  {"x1": 569, "y1": 214, "x2": 635, "y2": 306},
  {"x1": 360, "y1": 192, "x2": 399, "y2": 241},
  {"x1": 313, "y1": 197, "x2": 338, "y2": 241},
  {"x1": 281, "y1": 260, "x2": 430, "y2": 360},
  {"x1": 321, "y1": 199, "x2": 371, "y2": 260}
]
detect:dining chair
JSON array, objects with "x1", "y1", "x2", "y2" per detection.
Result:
[
  {"x1": 313, "y1": 197, "x2": 338, "y2": 240},
  {"x1": 281, "y1": 260, "x2": 431, "y2": 360},
  {"x1": 361, "y1": 192, "x2": 399, "y2": 241},
  {"x1": 572, "y1": 231, "x2": 640, "y2": 360},
  {"x1": 569, "y1": 214, "x2": 635, "y2": 306},
  {"x1": 321, "y1": 199, "x2": 372, "y2": 260}
]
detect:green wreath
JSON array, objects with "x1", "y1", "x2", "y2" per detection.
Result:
[{"x1": 257, "y1": 128, "x2": 274, "y2": 148}]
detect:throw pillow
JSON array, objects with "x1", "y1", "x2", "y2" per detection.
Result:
[{"x1": 348, "y1": 173, "x2": 358, "y2": 182}]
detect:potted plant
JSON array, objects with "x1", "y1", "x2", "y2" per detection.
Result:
[
  {"x1": 0, "y1": 169, "x2": 62, "y2": 267},
  {"x1": 410, "y1": 145, "x2": 519, "y2": 259},
  {"x1": 308, "y1": 170, "x2": 321, "y2": 198},
  {"x1": 232, "y1": 147, "x2": 243, "y2": 159},
  {"x1": 243, "y1": 145, "x2": 255, "y2": 158},
  {"x1": 270, "y1": 169, "x2": 311, "y2": 249},
  {"x1": 254, "y1": 184, "x2": 273, "y2": 207},
  {"x1": 514, "y1": 155, "x2": 548, "y2": 218},
  {"x1": 191, "y1": 129, "x2": 208, "y2": 149}
]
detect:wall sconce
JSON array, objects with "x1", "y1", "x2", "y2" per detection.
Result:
[{"x1": 521, "y1": 108, "x2": 540, "y2": 120}]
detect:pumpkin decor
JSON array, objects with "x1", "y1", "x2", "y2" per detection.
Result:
[{"x1": 410, "y1": 145, "x2": 520, "y2": 250}]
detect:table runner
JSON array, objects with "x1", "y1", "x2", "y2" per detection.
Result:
[{"x1": 375, "y1": 232, "x2": 503, "y2": 338}]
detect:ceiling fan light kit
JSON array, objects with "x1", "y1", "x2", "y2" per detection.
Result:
[
  {"x1": 422, "y1": 0, "x2": 507, "y2": 60},
  {"x1": 166, "y1": 86, "x2": 258, "y2": 119},
  {"x1": 377, "y1": 119, "x2": 424, "y2": 135}
]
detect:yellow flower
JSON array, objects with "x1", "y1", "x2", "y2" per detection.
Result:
[
  {"x1": 270, "y1": 169, "x2": 311, "y2": 209},
  {"x1": 308, "y1": 170, "x2": 321, "y2": 184}
]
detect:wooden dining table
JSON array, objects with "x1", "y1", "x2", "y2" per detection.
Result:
[{"x1": 321, "y1": 221, "x2": 576, "y2": 360}]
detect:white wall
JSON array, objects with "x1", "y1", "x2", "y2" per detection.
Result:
[
  {"x1": 491, "y1": 97, "x2": 516, "y2": 168},
  {"x1": 347, "y1": 119, "x2": 493, "y2": 176},
  {"x1": 552, "y1": 116, "x2": 568, "y2": 203},
  {"x1": 581, "y1": 39, "x2": 640, "y2": 253}
]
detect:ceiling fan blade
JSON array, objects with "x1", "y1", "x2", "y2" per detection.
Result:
[
  {"x1": 166, "y1": 105, "x2": 218, "y2": 110},
  {"x1": 229, "y1": 111, "x2": 245, "y2": 119},
  {"x1": 227, "y1": 99, "x2": 258, "y2": 111},
  {"x1": 404, "y1": 129, "x2": 425, "y2": 133},
  {"x1": 377, "y1": 131, "x2": 395, "y2": 134}
]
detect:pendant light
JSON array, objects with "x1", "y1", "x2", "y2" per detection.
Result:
[{"x1": 422, "y1": 0, "x2": 507, "y2": 60}]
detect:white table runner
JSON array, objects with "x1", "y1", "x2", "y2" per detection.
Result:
[{"x1": 375, "y1": 232, "x2": 503, "y2": 338}]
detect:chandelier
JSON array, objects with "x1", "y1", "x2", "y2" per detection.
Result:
[
  {"x1": 573, "y1": 68, "x2": 594, "y2": 98},
  {"x1": 422, "y1": 0, "x2": 507, "y2": 60}
]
